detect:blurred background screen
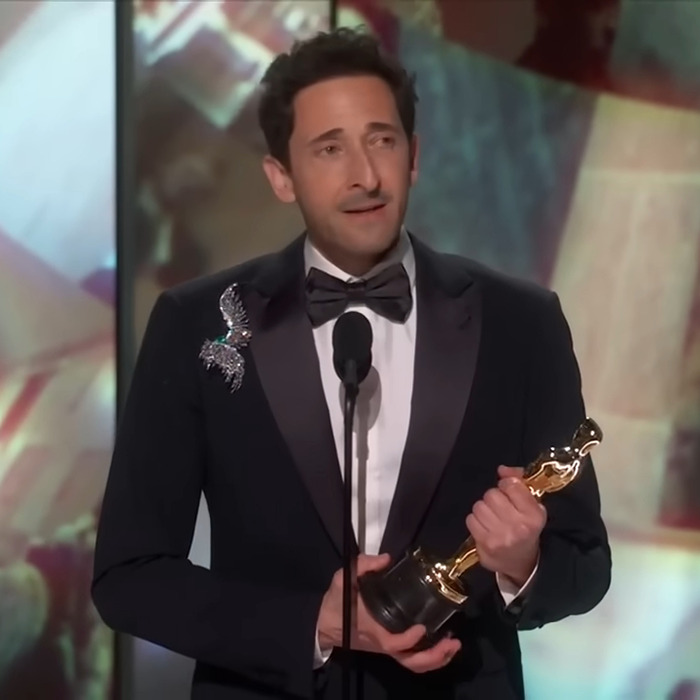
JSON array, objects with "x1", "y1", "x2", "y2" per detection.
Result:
[{"x1": 0, "y1": 1, "x2": 117, "y2": 699}]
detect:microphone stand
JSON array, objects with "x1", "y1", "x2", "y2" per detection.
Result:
[{"x1": 341, "y1": 360, "x2": 358, "y2": 700}]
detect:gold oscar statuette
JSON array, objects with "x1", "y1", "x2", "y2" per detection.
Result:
[{"x1": 358, "y1": 417, "x2": 603, "y2": 645}]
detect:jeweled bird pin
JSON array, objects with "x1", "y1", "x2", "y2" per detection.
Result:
[{"x1": 199, "y1": 283, "x2": 252, "y2": 392}]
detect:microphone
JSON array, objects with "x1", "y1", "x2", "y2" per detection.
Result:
[
  {"x1": 332, "y1": 311, "x2": 373, "y2": 700},
  {"x1": 332, "y1": 311, "x2": 373, "y2": 395}
]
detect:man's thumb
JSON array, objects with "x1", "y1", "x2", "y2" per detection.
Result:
[
  {"x1": 498, "y1": 465, "x2": 525, "y2": 480},
  {"x1": 356, "y1": 553, "x2": 391, "y2": 576}
]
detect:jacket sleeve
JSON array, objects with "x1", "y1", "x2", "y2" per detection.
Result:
[
  {"x1": 92, "y1": 291, "x2": 322, "y2": 699},
  {"x1": 512, "y1": 291, "x2": 612, "y2": 629}
]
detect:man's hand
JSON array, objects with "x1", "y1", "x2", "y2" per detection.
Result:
[
  {"x1": 466, "y1": 466, "x2": 545, "y2": 586},
  {"x1": 317, "y1": 554, "x2": 461, "y2": 673}
]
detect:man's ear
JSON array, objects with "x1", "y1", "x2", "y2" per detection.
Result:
[
  {"x1": 262, "y1": 155, "x2": 296, "y2": 203},
  {"x1": 409, "y1": 134, "x2": 419, "y2": 186}
]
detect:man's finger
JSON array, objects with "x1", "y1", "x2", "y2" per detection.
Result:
[
  {"x1": 465, "y1": 512, "x2": 489, "y2": 542},
  {"x1": 471, "y1": 498, "x2": 502, "y2": 531},
  {"x1": 498, "y1": 477, "x2": 539, "y2": 515},
  {"x1": 498, "y1": 465, "x2": 525, "y2": 480},
  {"x1": 483, "y1": 487, "x2": 515, "y2": 516},
  {"x1": 399, "y1": 637, "x2": 462, "y2": 673},
  {"x1": 379, "y1": 623, "x2": 427, "y2": 655}
]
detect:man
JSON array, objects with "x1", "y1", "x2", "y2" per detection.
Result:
[{"x1": 93, "y1": 28, "x2": 611, "y2": 699}]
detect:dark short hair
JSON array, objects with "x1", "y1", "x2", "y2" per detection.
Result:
[{"x1": 257, "y1": 27, "x2": 418, "y2": 168}]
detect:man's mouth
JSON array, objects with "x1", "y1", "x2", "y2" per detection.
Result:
[{"x1": 344, "y1": 203, "x2": 387, "y2": 214}]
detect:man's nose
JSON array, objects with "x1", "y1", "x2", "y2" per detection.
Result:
[{"x1": 348, "y1": 149, "x2": 381, "y2": 192}]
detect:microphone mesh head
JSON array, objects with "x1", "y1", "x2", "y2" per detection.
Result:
[{"x1": 332, "y1": 312, "x2": 373, "y2": 385}]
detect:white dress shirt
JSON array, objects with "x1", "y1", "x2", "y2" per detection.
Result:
[{"x1": 305, "y1": 231, "x2": 536, "y2": 666}]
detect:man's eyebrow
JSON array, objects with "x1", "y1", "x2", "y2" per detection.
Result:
[
  {"x1": 365, "y1": 121, "x2": 401, "y2": 134},
  {"x1": 307, "y1": 123, "x2": 400, "y2": 147},
  {"x1": 307, "y1": 128, "x2": 344, "y2": 146}
]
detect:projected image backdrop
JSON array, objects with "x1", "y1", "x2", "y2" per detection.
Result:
[
  {"x1": 128, "y1": 1, "x2": 700, "y2": 698},
  {"x1": 0, "y1": 1, "x2": 116, "y2": 699}
]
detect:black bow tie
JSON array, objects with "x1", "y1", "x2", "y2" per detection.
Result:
[{"x1": 305, "y1": 263, "x2": 413, "y2": 328}]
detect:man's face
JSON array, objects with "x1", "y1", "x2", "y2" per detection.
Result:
[{"x1": 263, "y1": 74, "x2": 418, "y2": 270}]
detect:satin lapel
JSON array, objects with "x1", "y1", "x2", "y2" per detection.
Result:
[
  {"x1": 380, "y1": 240, "x2": 482, "y2": 556},
  {"x1": 245, "y1": 238, "x2": 349, "y2": 557}
]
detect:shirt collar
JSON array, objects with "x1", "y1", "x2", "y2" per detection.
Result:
[{"x1": 303, "y1": 227, "x2": 416, "y2": 288}]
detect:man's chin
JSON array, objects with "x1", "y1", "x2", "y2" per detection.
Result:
[
  {"x1": 347, "y1": 231, "x2": 401, "y2": 257},
  {"x1": 340, "y1": 217, "x2": 400, "y2": 243}
]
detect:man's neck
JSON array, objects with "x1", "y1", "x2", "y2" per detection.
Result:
[{"x1": 308, "y1": 235, "x2": 402, "y2": 279}]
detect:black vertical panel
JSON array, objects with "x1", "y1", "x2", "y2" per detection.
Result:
[
  {"x1": 115, "y1": 0, "x2": 137, "y2": 404},
  {"x1": 113, "y1": 1, "x2": 135, "y2": 699}
]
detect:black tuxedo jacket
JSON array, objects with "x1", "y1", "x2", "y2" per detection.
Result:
[{"x1": 93, "y1": 234, "x2": 611, "y2": 699}]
